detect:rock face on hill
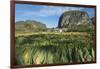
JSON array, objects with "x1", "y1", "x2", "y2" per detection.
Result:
[
  {"x1": 91, "y1": 17, "x2": 95, "y2": 25},
  {"x1": 58, "y1": 11, "x2": 90, "y2": 28}
]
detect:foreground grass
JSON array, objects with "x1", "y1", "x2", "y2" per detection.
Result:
[
  {"x1": 15, "y1": 32, "x2": 95, "y2": 65},
  {"x1": 15, "y1": 32, "x2": 89, "y2": 37}
]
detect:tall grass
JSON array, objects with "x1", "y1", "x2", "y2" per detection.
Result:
[{"x1": 15, "y1": 33, "x2": 95, "y2": 65}]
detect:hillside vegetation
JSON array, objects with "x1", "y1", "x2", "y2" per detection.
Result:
[{"x1": 15, "y1": 20, "x2": 47, "y2": 33}]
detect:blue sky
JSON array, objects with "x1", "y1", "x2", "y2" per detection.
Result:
[{"x1": 15, "y1": 4, "x2": 95, "y2": 28}]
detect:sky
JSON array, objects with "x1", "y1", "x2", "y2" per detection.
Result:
[{"x1": 15, "y1": 4, "x2": 95, "y2": 28}]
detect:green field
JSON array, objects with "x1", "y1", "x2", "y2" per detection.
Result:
[{"x1": 15, "y1": 32, "x2": 95, "y2": 65}]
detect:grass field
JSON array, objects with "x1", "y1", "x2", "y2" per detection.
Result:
[
  {"x1": 15, "y1": 32, "x2": 88, "y2": 37},
  {"x1": 15, "y1": 32, "x2": 95, "y2": 65}
]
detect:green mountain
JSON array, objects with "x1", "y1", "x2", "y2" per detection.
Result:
[
  {"x1": 58, "y1": 10, "x2": 94, "y2": 32},
  {"x1": 15, "y1": 20, "x2": 47, "y2": 33},
  {"x1": 58, "y1": 10, "x2": 90, "y2": 28}
]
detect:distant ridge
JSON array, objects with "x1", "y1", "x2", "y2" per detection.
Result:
[{"x1": 15, "y1": 20, "x2": 47, "y2": 33}]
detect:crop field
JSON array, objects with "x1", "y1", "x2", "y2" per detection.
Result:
[{"x1": 15, "y1": 32, "x2": 95, "y2": 65}]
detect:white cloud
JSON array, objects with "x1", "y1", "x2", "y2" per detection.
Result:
[
  {"x1": 38, "y1": 6, "x2": 84, "y2": 17},
  {"x1": 16, "y1": 6, "x2": 85, "y2": 17}
]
